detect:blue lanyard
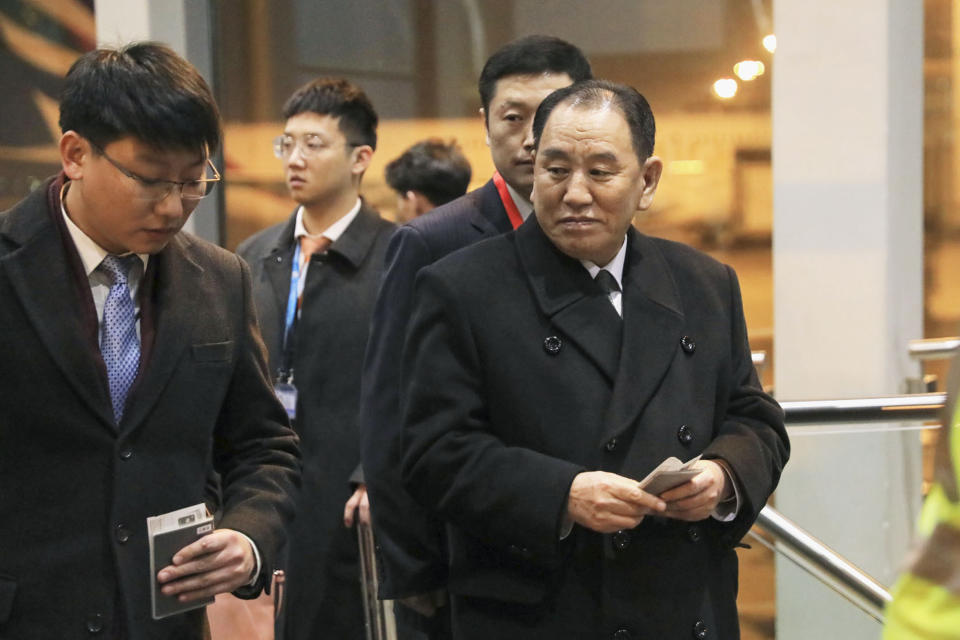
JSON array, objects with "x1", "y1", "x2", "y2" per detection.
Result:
[{"x1": 282, "y1": 241, "x2": 302, "y2": 354}]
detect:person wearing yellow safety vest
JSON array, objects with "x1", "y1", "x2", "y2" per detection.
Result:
[{"x1": 884, "y1": 362, "x2": 960, "y2": 639}]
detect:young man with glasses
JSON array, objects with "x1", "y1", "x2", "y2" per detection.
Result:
[
  {"x1": 0, "y1": 43, "x2": 301, "y2": 640},
  {"x1": 237, "y1": 77, "x2": 394, "y2": 640}
]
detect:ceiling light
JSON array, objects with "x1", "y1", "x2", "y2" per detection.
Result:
[
  {"x1": 713, "y1": 78, "x2": 738, "y2": 99},
  {"x1": 734, "y1": 60, "x2": 765, "y2": 81}
]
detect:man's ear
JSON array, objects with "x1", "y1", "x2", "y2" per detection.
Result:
[
  {"x1": 351, "y1": 145, "x2": 374, "y2": 177},
  {"x1": 410, "y1": 191, "x2": 434, "y2": 215},
  {"x1": 637, "y1": 156, "x2": 663, "y2": 211},
  {"x1": 60, "y1": 131, "x2": 88, "y2": 180},
  {"x1": 480, "y1": 107, "x2": 490, "y2": 147}
]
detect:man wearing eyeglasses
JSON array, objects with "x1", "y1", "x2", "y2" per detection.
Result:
[
  {"x1": 0, "y1": 43, "x2": 301, "y2": 640},
  {"x1": 237, "y1": 77, "x2": 394, "y2": 640}
]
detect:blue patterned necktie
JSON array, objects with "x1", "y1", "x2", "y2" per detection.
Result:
[{"x1": 98, "y1": 254, "x2": 141, "y2": 423}]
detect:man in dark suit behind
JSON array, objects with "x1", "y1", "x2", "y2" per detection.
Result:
[
  {"x1": 0, "y1": 43, "x2": 301, "y2": 640},
  {"x1": 358, "y1": 35, "x2": 592, "y2": 640},
  {"x1": 237, "y1": 78, "x2": 394, "y2": 639},
  {"x1": 400, "y1": 80, "x2": 790, "y2": 639}
]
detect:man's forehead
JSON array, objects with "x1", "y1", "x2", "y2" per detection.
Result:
[
  {"x1": 490, "y1": 72, "x2": 573, "y2": 104},
  {"x1": 284, "y1": 112, "x2": 341, "y2": 134},
  {"x1": 543, "y1": 102, "x2": 628, "y2": 137},
  {"x1": 112, "y1": 136, "x2": 206, "y2": 168}
]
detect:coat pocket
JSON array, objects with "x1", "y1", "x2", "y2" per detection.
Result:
[
  {"x1": 0, "y1": 574, "x2": 16, "y2": 624},
  {"x1": 191, "y1": 340, "x2": 233, "y2": 362}
]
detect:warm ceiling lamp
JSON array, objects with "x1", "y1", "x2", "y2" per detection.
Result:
[
  {"x1": 734, "y1": 60, "x2": 765, "y2": 82},
  {"x1": 713, "y1": 78, "x2": 738, "y2": 99},
  {"x1": 763, "y1": 34, "x2": 777, "y2": 53}
]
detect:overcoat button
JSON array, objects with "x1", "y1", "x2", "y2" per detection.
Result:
[
  {"x1": 275, "y1": 256, "x2": 282, "y2": 263},
  {"x1": 612, "y1": 530, "x2": 631, "y2": 552},
  {"x1": 85, "y1": 613, "x2": 104, "y2": 634},
  {"x1": 693, "y1": 619, "x2": 708, "y2": 638},
  {"x1": 680, "y1": 335, "x2": 696, "y2": 354},
  {"x1": 119, "y1": 447, "x2": 133, "y2": 460},
  {"x1": 687, "y1": 525, "x2": 702, "y2": 543},
  {"x1": 543, "y1": 335, "x2": 563, "y2": 355},
  {"x1": 115, "y1": 524, "x2": 131, "y2": 544},
  {"x1": 613, "y1": 629, "x2": 633, "y2": 640},
  {"x1": 605, "y1": 438, "x2": 618, "y2": 452},
  {"x1": 677, "y1": 424, "x2": 693, "y2": 445}
]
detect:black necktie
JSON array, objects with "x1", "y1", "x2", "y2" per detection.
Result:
[
  {"x1": 595, "y1": 269, "x2": 621, "y2": 318},
  {"x1": 594, "y1": 269, "x2": 621, "y2": 294}
]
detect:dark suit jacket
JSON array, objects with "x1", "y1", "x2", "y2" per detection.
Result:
[
  {"x1": 0, "y1": 177, "x2": 301, "y2": 640},
  {"x1": 237, "y1": 203, "x2": 394, "y2": 640},
  {"x1": 358, "y1": 179, "x2": 513, "y2": 599},
  {"x1": 401, "y1": 215, "x2": 789, "y2": 640}
]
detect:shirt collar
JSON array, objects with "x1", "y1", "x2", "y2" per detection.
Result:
[
  {"x1": 294, "y1": 198, "x2": 362, "y2": 243},
  {"x1": 504, "y1": 181, "x2": 533, "y2": 221},
  {"x1": 580, "y1": 235, "x2": 628, "y2": 288},
  {"x1": 61, "y1": 190, "x2": 149, "y2": 276}
]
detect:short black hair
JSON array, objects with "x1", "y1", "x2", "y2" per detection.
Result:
[
  {"x1": 478, "y1": 35, "x2": 592, "y2": 120},
  {"x1": 384, "y1": 138, "x2": 472, "y2": 207},
  {"x1": 533, "y1": 79, "x2": 656, "y2": 162},
  {"x1": 59, "y1": 42, "x2": 222, "y2": 154},
  {"x1": 282, "y1": 77, "x2": 378, "y2": 150}
]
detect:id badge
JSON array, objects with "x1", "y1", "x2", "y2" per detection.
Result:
[{"x1": 274, "y1": 382, "x2": 298, "y2": 419}]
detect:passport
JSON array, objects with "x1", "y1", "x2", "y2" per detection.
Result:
[{"x1": 147, "y1": 504, "x2": 215, "y2": 619}]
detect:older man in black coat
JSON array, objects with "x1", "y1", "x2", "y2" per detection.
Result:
[{"x1": 400, "y1": 80, "x2": 789, "y2": 640}]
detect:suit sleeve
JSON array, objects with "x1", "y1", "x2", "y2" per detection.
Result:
[
  {"x1": 358, "y1": 225, "x2": 450, "y2": 597},
  {"x1": 400, "y1": 267, "x2": 582, "y2": 557},
  {"x1": 703, "y1": 265, "x2": 789, "y2": 543},
  {"x1": 213, "y1": 254, "x2": 302, "y2": 593}
]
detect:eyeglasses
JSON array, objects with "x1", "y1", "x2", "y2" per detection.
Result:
[
  {"x1": 272, "y1": 134, "x2": 362, "y2": 160},
  {"x1": 91, "y1": 141, "x2": 221, "y2": 201}
]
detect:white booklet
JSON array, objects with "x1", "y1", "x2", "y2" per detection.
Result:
[
  {"x1": 637, "y1": 455, "x2": 703, "y2": 496},
  {"x1": 147, "y1": 503, "x2": 215, "y2": 620}
]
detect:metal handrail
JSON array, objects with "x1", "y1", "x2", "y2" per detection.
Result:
[
  {"x1": 908, "y1": 337, "x2": 960, "y2": 361},
  {"x1": 750, "y1": 506, "x2": 891, "y2": 623},
  {"x1": 781, "y1": 393, "x2": 945, "y2": 425}
]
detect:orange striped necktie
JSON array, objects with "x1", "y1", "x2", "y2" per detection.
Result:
[{"x1": 298, "y1": 234, "x2": 332, "y2": 265}]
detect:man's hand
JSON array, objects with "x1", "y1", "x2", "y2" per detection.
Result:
[
  {"x1": 343, "y1": 484, "x2": 370, "y2": 527},
  {"x1": 659, "y1": 459, "x2": 731, "y2": 521},
  {"x1": 567, "y1": 471, "x2": 666, "y2": 533},
  {"x1": 157, "y1": 529, "x2": 256, "y2": 602}
]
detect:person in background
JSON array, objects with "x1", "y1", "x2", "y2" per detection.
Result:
[
  {"x1": 884, "y1": 357, "x2": 960, "y2": 639},
  {"x1": 400, "y1": 79, "x2": 789, "y2": 639},
  {"x1": 0, "y1": 42, "x2": 300, "y2": 640},
  {"x1": 359, "y1": 35, "x2": 592, "y2": 640},
  {"x1": 384, "y1": 138, "x2": 472, "y2": 223},
  {"x1": 236, "y1": 77, "x2": 394, "y2": 640}
]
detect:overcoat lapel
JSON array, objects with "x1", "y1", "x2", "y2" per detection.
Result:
[
  {"x1": 3, "y1": 205, "x2": 115, "y2": 431},
  {"x1": 516, "y1": 217, "x2": 621, "y2": 383},
  {"x1": 601, "y1": 229, "x2": 684, "y2": 442},
  {"x1": 120, "y1": 234, "x2": 203, "y2": 432},
  {"x1": 473, "y1": 179, "x2": 514, "y2": 236},
  {"x1": 325, "y1": 203, "x2": 385, "y2": 268},
  {"x1": 261, "y1": 211, "x2": 298, "y2": 333}
]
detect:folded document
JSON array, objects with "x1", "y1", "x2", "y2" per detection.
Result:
[{"x1": 637, "y1": 455, "x2": 703, "y2": 495}]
